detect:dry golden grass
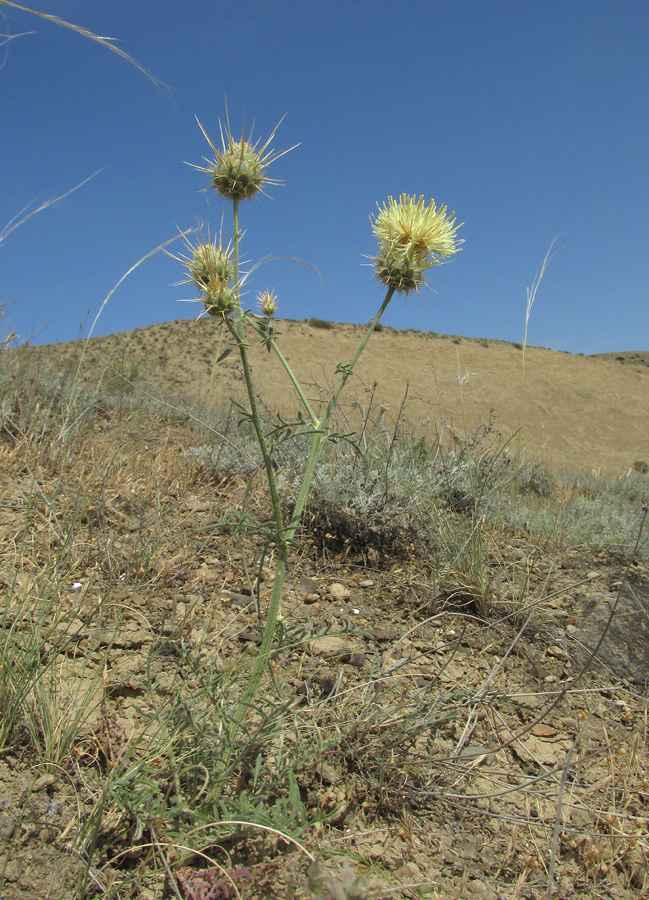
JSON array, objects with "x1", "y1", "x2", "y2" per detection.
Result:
[{"x1": 27, "y1": 317, "x2": 649, "y2": 476}]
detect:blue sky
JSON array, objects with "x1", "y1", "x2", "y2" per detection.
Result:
[{"x1": 1, "y1": 0, "x2": 647, "y2": 353}]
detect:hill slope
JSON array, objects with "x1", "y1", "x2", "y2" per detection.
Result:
[{"x1": 25, "y1": 318, "x2": 649, "y2": 474}]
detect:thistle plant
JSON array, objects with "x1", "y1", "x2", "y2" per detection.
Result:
[{"x1": 175, "y1": 110, "x2": 462, "y2": 734}]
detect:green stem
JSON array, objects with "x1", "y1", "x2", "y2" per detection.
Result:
[
  {"x1": 232, "y1": 198, "x2": 242, "y2": 336},
  {"x1": 230, "y1": 284, "x2": 395, "y2": 736},
  {"x1": 228, "y1": 198, "x2": 283, "y2": 534},
  {"x1": 324, "y1": 287, "x2": 394, "y2": 424},
  {"x1": 226, "y1": 319, "x2": 284, "y2": 533},
  {"x1": 246, "y1": 315, "x2": 320, "y2": 427},
  {"x1": 232, "y1": 539, "x2": 289, "y2": 724},
  {"x1": 285, "y1": 285, "x2": 395, "y2": 538}
]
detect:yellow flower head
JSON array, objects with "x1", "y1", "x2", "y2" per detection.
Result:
[
  {"x1": 371, "y1": 194, "x2": 462, "y2": 293},
  {"x1": 190, "y1": 107, "x2": 298, "y2": 202}
]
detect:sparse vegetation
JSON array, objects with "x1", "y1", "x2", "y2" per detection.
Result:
[
  {"x1": 2, "y1": 342, "x2": 649, "y2": 898},
  {"x1": 308, "y1": 317, "x2": 335, "y2": 330}
]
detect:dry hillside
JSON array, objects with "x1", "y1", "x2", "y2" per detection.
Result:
[{"x1": 25, "y1": 318, "x2": 649, "y2": 475}]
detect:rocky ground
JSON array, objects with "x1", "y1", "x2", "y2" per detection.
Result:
[{"x1": 1, "y1": 400, "x2": 648, "y2": 899}]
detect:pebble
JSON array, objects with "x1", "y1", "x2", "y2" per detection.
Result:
[
  {"x1": 369, "y1": 627, "x2": 396, "y2": 642},
  {"x1": 0, "y1": 815, "x2": 15, "y2": 840},
  {"x1": 328, "y1": 583, "x2": 351, "y2": 602},
  {"x1": 238, "y1": 630, "x2": 261, "y2": 644},
  {"x1": 32, "y1": 774, "x2": 57, "y2": 793},
  {"x1": 297, "y1": 576, "x2": 320, "y2": 594},
  {"x1": 307, "y1": 636, "x2": 351, "y2": 658}
]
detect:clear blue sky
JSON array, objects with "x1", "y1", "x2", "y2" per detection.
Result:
[{"x1": 2, "y1": 0, "x2": 647, "y2": 353}]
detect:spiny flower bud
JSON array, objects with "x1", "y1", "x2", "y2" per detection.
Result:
[
  {"x1": 258, "y1": 289, "x2": 277, "y2": 317},
  {"x1": 190, "y1": 110, "x2": 298, "y2": 203},
  {"x1": 204, "y1": 286, "x2": 237, "y2": 317},
  {"x1": 169, "y1": 228, "x2": 238, "y2": 319},
  {"x1": 211, "y1": 141, "x2": 266, "y2": 201},
  {"x1": 188, "y1": 241, "x2": 233, "y2": 292}
]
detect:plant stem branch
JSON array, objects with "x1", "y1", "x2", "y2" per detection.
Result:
[{"x1": 229, "y1": 286, "x2": 396, "y2": 734}]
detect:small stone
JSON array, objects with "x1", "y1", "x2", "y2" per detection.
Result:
[
  {"x1": 328, "y1": 583, "x2": 351, "y2": 602},
  {"x1": 297, "y1": 576, "x2": 320, "y2": 594},
  {"x1": 359, "y1": 580, "x2": 374, "y2": 588},
  {"x1": 348, "y1": 652, "x2": 365, "y2": 668},
  {"x1": 0, "y1": 815, "x2": 15, "y2": 840},
  {"x1": 369, "y1": 627, "x2": 396, "y2": 642},
  {"x1": 238, "y1": 630, "x2": 261, "y2": 644},
  {"x1": 303, "y1": 593, "x2": 319, "y2": 604},
  {"x1": 33, "y1": 774, "x2": 57, "y2": 793},
  {"x1": 318, "y1": 676, "x2": 337, "y2": 696},
  {"x1": 308, "y1": 637, "x2": 350, "y2": 658}
]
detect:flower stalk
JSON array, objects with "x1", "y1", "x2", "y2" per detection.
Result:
[{"x1": 179, "y1": 113, "x2": 462, "y2": 748}]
